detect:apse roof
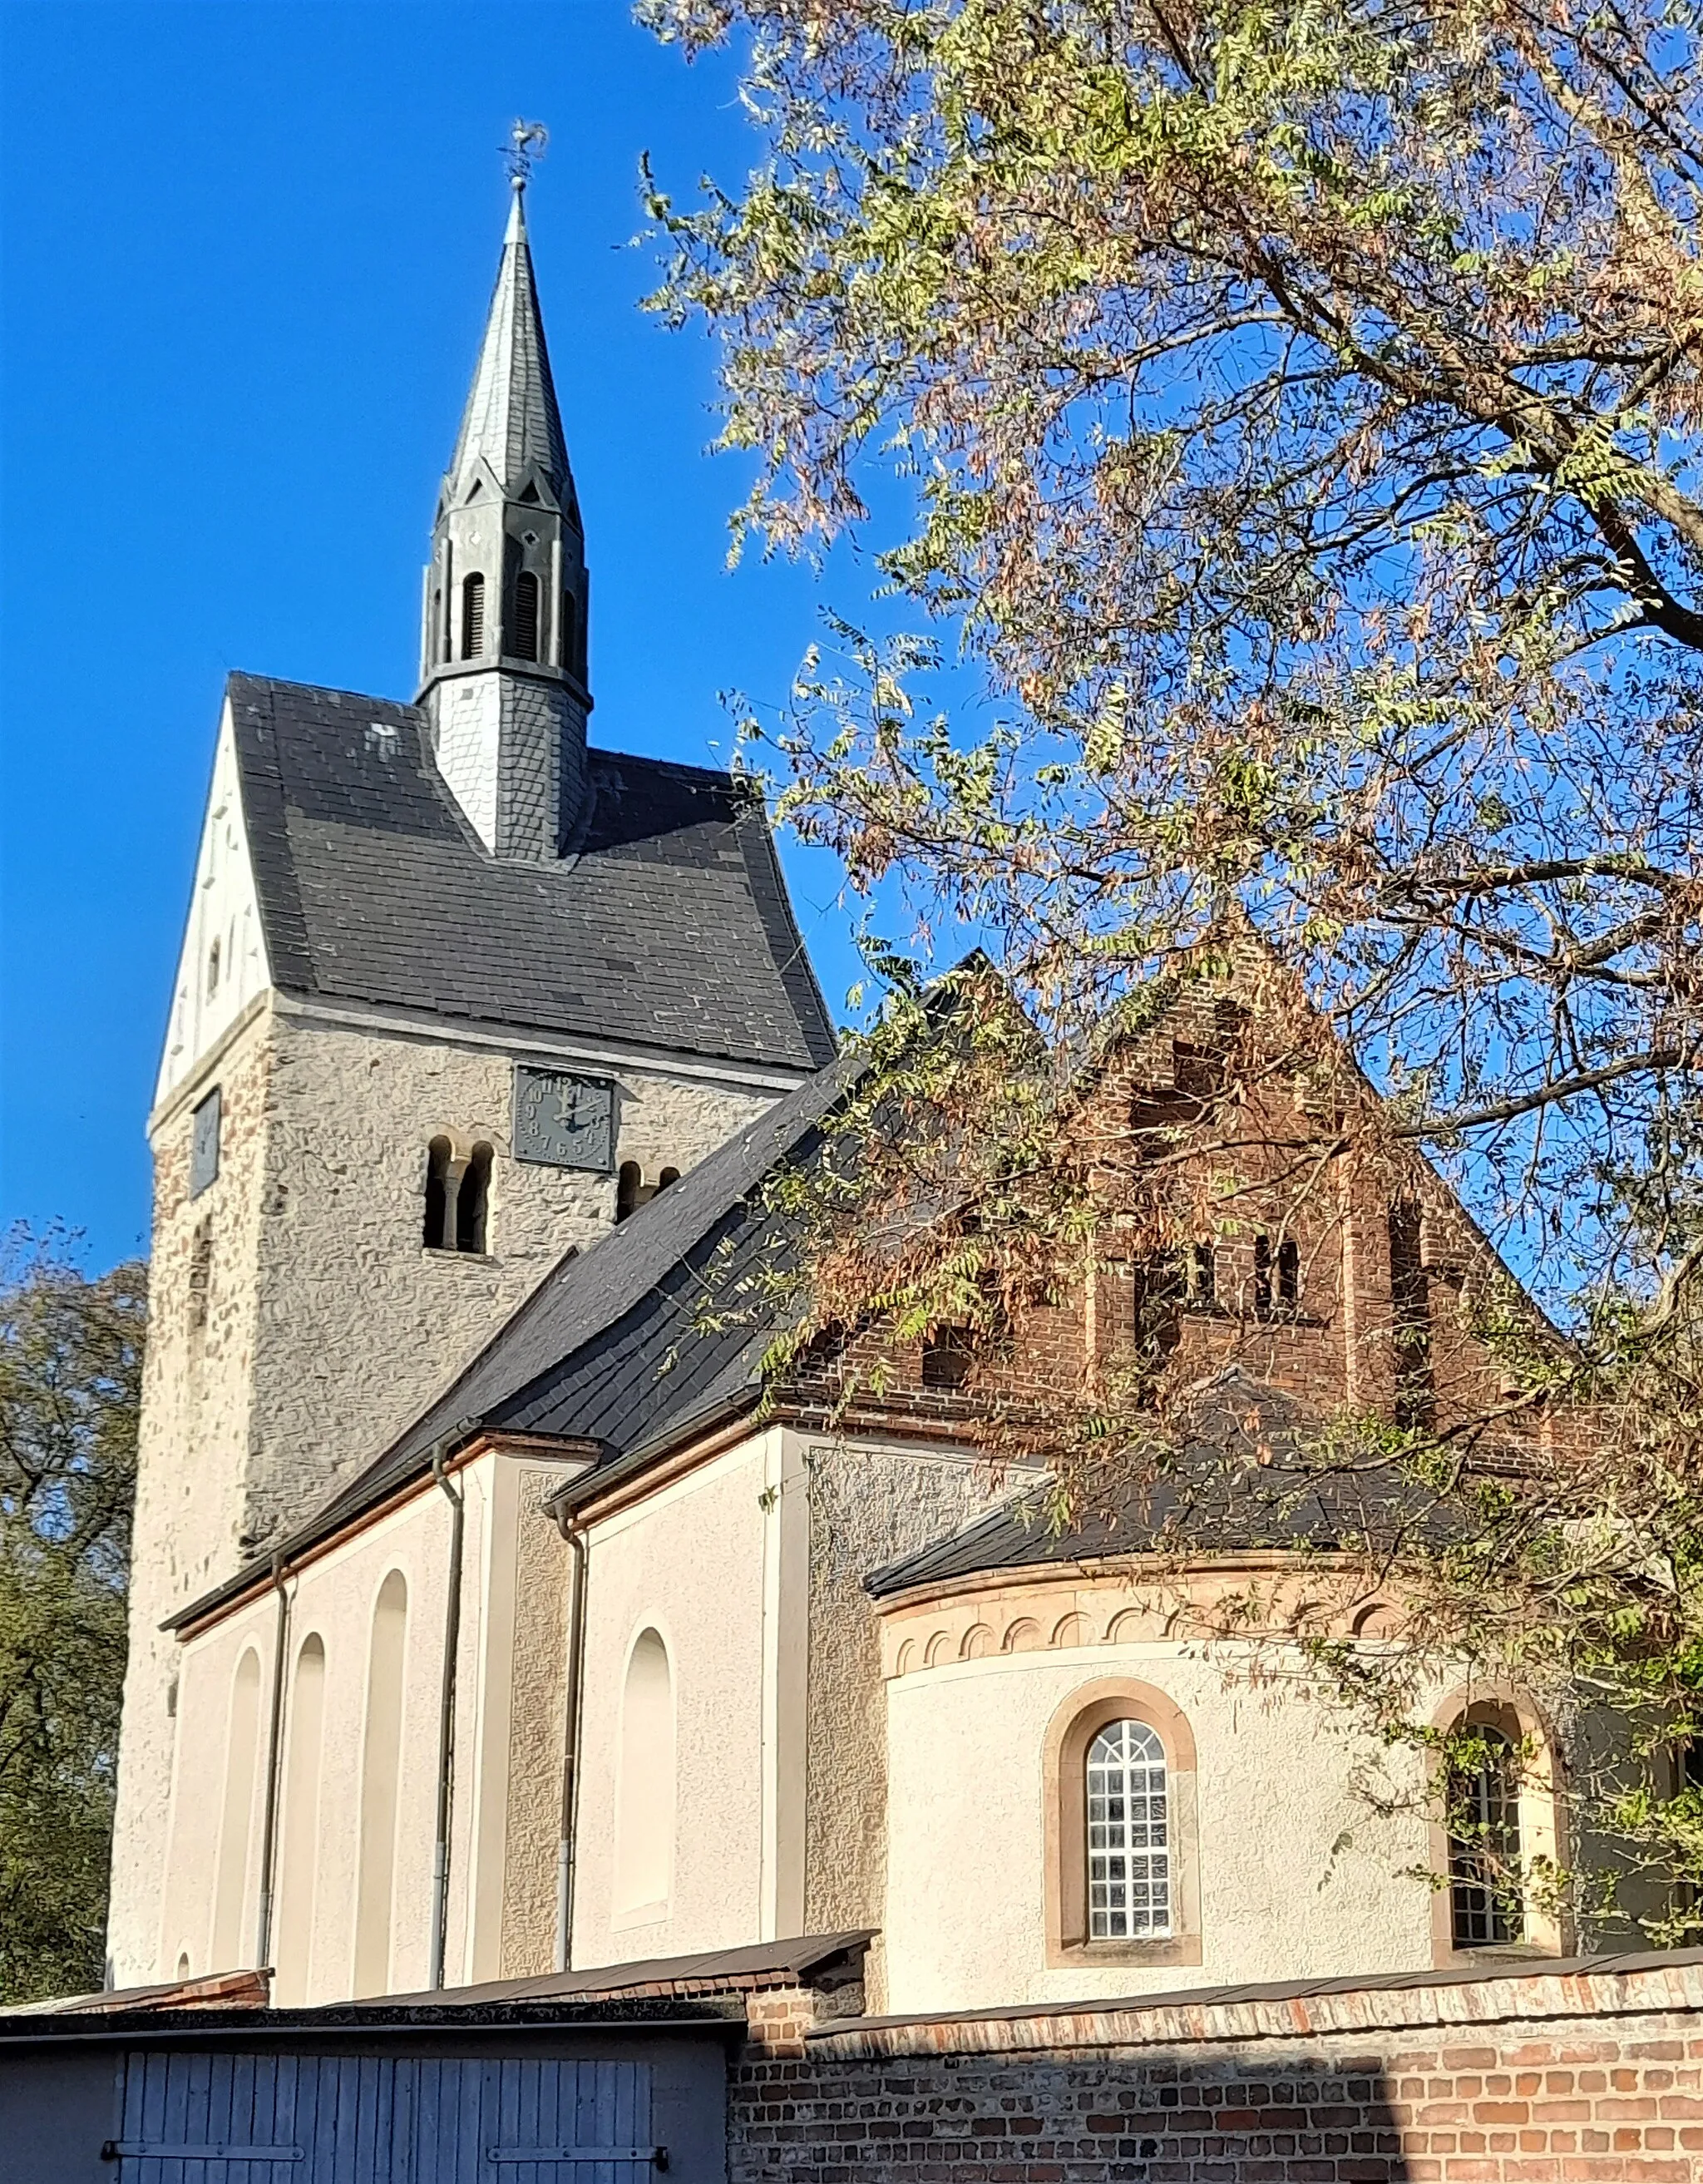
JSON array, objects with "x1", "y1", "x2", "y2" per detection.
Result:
[
  {"x1": 227, "y1": 672, "x2": 836, "y2": 1074},
  {"x1": 863, "y1": 1370, "x2": 1414, "y2": 1598}
]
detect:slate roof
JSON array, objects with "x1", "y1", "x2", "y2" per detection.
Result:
[
  {"x1": 865, "y1": 1369, "x2": 1416, "y2": 1598},
  {"x1": 445, "y1": 184, "x2": 574, "y2": 513},
  {"x1": 229, "y1": 672, "x2": 836, "y2": 1072},
  {"x1": 169, "y1": 1058, "x2": 852, "y2": 1631}
]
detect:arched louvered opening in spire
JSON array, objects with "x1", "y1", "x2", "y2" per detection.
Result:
[
  {"x1": 461, "y1": 572, "x2": 486, "y2": 659},
  {"x1": 560, "y1": 589, "x2": 579, "y2": 676},
  {"x1": 512, "y1": 571, "x2": 541, "y2": 661}
]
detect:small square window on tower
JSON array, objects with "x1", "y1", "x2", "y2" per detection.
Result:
[{"x1": 190, "y1": 1087, "x2": 221, "y2": 1198}]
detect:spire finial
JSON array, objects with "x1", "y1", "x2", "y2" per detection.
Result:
[{"x1": 504, "y1": 119, "x2": 548, "y2": 195}]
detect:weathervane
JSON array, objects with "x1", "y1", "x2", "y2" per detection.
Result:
[{"x1": 504, "y1": 119, "x2": 549, "y2": 191}]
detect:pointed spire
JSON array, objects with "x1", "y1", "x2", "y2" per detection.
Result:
[{"x1": 445, "y1": 176, "x2": 575, "y2": 514}]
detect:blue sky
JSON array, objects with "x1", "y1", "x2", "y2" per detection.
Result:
[{"x1": 0, "y1": 0, "x2": 888, "y2": 1273}]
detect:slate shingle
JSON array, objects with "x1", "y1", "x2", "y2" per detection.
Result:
[{"x1": 229, "y1": 672, "x2": 837, "y2": 1071}]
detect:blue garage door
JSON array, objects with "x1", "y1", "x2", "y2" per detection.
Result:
[{"x1": 111, "y1": 2053, "x2": 660, "y2": 2183}]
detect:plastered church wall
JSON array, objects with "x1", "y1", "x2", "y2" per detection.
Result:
[
  {"x1": 881, "y1": 1638, "x2": 1438, "y2": 2016},
  {"x1": 154, "y1": 1445, "x2": 585, "y2": 2004},
  {"x1": 570, "y1": 1428, "x2": 807, "y2": 1972},
  {"x1": 801, "y1": 1436, "x2": 1006, "y2": 2010}
]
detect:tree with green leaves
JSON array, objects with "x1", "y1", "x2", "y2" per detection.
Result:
[
  {"x1": 0, "y1": 1231, "x2": 144, "y2": 2004},
  {"x1": 642, "y1": 0, "x2": 1703, "y2": 1933}
]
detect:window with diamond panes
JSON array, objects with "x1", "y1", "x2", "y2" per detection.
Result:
[{"x1": 1087, "y1": 1718, "x2": 1170, "y2": 1938}]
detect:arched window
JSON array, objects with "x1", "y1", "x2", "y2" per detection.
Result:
[
  {"x1": 1277, "y1": 1238, "x2": 1300, "y2": 1309},
  {"x1": 1389, "y1": 1199, "x2": 1432, "y2": 1426},
  {"x1": 461, "y1": 572, "x2": 486, "y2": 659},
  {"x1": 274, "y1": 1633, "x2": 326, "y2": 2004},
  {"x1": 921, "y1": 1324, "x2": 971, "y2": 1390},
  {"x1": 1046, "y1": 1681, "x2": 1200, "y2": 1966},
  {"x1": 1087, "y1": 1720, "x2": 1170, "y2": 1939},
  {"x1": 206, "y1": 938, "x2": 221, "y2": 998},
  {"x1": 615, "y1": 1161, "x2": 644, "y2": 1223},
  {"x1": 512, "y1": 571, "x2": 541, "y2": 661},
  {"x1": 353, "y1": 1572, "x2": 408, "y2": 1998},
  {"x1": 1448, "y1": 1722, "x2": 1524, "y2": 1948},
  {"x1": 657, "y1": 1167, "x2": 679, "y2": 1193},
  {"x1": 614, "y1": 1628, "x2": 674, "y2": 1919},
  {"x1": 210, "y1": 1648, "x2": 262, "y2": 1969},
  {"x1": 175, "y1": 1952, "x2": 191, "y2": 1982},
  {"x1": 423, "y1": 1138, "x2": 452, "y2": 1250},
  {"x1": 457, "y1": 1143, "x2": 491, "y2": 1254}
]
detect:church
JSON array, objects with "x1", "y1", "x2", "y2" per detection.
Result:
[{"x1": 104, "y1": 170, "x2": 1617, "y2": 2025}]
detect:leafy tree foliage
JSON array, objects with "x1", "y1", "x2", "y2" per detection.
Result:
[
  {"x1": 0, "y1": 1231, "x2": 144, "y2": 2003},
  {"x1": 644, "y1": 0, "x2": 1703, "y2": 1930}
]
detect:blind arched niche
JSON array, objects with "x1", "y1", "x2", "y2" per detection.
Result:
[
  {"x1": 353, "y1": 1571, "x2": 408, "y2": 1996},
  {"x1": 613, "y1": 1628, "x2": 675, "y2": 1920},
  {"x1": 210, "y1": 1648, "x2": 262, "y2": 1969},
  {"x1": 274, "y1": 1631, "x2": 326, "y2": 2004}
]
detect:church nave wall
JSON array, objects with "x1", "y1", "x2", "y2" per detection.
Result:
[
  {"x1": 570, "y1": 1426, "x2": 803, "y2": 1974},
  {"x1": 149, "y1": 1441, "x2": 591, "y2": 2005}
]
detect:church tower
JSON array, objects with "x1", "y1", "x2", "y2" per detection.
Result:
[
  {"x1": 419, "y1": 174, "x2": 591, "y2": 859},
  {"x1": 106, "y1": 166, "x2": 836, "y2": 1989}
]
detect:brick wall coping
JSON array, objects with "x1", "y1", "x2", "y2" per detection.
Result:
[{"x1": 807, "y1": 1946, "x2": 1703, "y2": 2058}]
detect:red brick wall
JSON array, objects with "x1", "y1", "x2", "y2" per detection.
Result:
[{"x1": 729, "y1": 1957, "x2": 1703, "y2": 2182}]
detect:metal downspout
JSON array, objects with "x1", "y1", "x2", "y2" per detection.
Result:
[
  {"x1": 254, "y1": 1553, "x2": 291, "y2": 1974},
  {"x1": 428, "y1": 1440, "x2": 466, "y2": 1990},
  {"x1": 553, "y1": 1525, "x2": 589, "y2": 1972}
]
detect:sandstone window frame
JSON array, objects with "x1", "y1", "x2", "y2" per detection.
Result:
[
  {"x1": 1428, "y1": 1687, "x2": 1567, "y2": 1968},
  {"x1": 1044, "y1": 1678, "x2": 1202, "y2": 1969}
]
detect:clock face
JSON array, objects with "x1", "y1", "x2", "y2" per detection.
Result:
[{"x1": 512, "y1": 1067, "x2": 615, "y2": 1172}]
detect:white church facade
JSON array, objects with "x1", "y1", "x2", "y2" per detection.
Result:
[{"x1": 107, "y1": 176, "x2": 1621, "y2": 2023}]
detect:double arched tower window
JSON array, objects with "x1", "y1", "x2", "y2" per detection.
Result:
[{"x1": 424, "y1": 1139, "x2": 491, "y2": 1254}]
